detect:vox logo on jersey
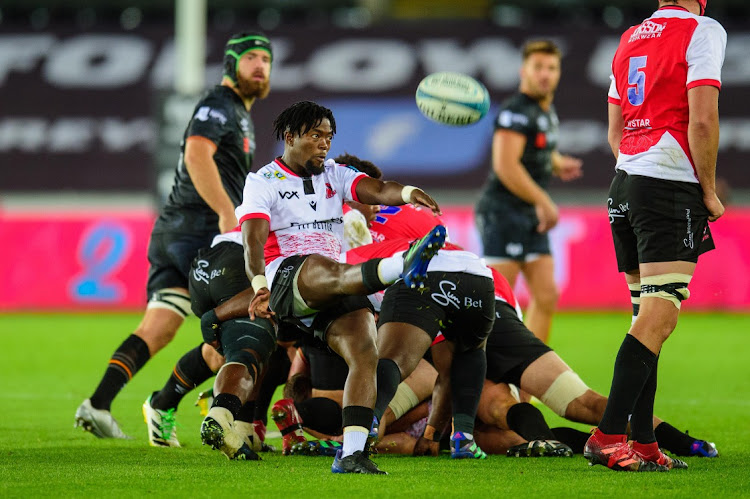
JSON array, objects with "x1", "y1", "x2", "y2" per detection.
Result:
[{"x1": 278, "y1": 191, "x2": 299, "y2": 200}]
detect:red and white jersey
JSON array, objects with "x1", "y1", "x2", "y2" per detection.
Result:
[
  {"x1": 608, "y1": 7, "x2": 726, "y2": 183},
  {"x1": 343, "y1": 238, "x2": 491, "y2": 279},
  {"x1": 235, "y1": 158, "x2": 366, "y2": 279},
  {"x1": 368, "y1": 204, "x2": 445, "y2": 243}
]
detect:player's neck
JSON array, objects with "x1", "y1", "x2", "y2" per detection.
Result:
[
  {"x1": 520, "y1": 89, "x2": 554, "y2": 111},
  {"x1": 277, "y1": 155, "x2": 306, "y2": 176},
  {"x1": 222, "y1": 78, "x2": 256, "y2": 111}
]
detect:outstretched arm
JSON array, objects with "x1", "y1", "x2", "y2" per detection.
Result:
[{"x1": 354, "y1": 176, "x2": 441, "y2": 216}]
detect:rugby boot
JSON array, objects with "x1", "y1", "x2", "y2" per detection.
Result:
[
  {"x1": 234, "y1": 420, "x2": 275, "y2": 453},
  {"x1": 506, "y1": 439, "x2": 573, "y2": 457},
  {"x1": 74, "y1": 399, "x2": 131, "y2": 439},
  {"x1": 584, "y1": 429, "x2": 667, "y2": 472},
  {"x1": 451, "y1": 432, "x2": 487, "y2": 459},
  {"x1": 271, "y1": 398, "x2": 307, "y2": 455},
  {"x1": 331, "y1": 449, "x2": 387, "y2": 474},
  {"x1": 291, "y1": 439, "x2": 342, "y2": 457},
  {"x1": 632, "y1": 442, "x2": 688, "y2": 470},
  {"x1": 401, "y1": 225, "x2": 447, "y2": 289},
  {"x1": 201, "y1": 407, "x2": 260, "y2": 461},
  {"x1": 194, "y1": 388, "x2": 214, "y2": 418},
  {"x1": 142, "y1": 393, "x2": 180, "y2": 447},
  {"x1": 689, "y1": 439, "x2": 719, "y2": 457}
]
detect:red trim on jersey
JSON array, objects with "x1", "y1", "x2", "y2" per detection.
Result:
[
  {"x1": 490, "y1": 268, "x2": 518, "y2": 309},
  {"x1": 264, "y1": 231, "x2": 281, "y2": 265},
  {"x1": 273, "y1": 158, "x2": 301, "y2": 178},
  {"x1": 239, "y1": 213, "x2": 270, "y2": 225},
  {"x1": 608, "y1": 96, "x2": 620, "y2": 105},
  {"x1": 229, "y1": 225, "x2": 241, "y2": 233},
  {"x1": 349, "y1": 174, "x2": 365, "y2": 202},
  {"x1": 659, "y1": 6, "x2": 689, "y2": 12},
  {"x1": 431, "y1": 332, "x2": 445, "y2": 347},
  {"x1": 687, "y1": 78, "x2": 721, "y2": 90}
]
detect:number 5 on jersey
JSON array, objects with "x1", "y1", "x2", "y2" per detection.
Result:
[{"x1": 627, "y1": 56, "x2": 647, "y2": 106}]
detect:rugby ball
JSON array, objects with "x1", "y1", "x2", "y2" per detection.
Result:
[{"x1": 416, "y1": 72, "x2": 490, "y2": 126}]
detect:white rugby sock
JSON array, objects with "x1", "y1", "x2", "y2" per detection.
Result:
[
  {"x1": 341, "y1": 426, "x2": 369, "y2": 457},
  {"x1": 376, "y1": 254, "x2": 404, "y2": 285}
]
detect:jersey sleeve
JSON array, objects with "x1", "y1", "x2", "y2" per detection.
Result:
[
  {"x1": 494, "y1": 100, "x2": 532, "y2": 135},
  {"x1": 686, "y1": 19, "x2": 727, "y2": 90},
  {"x1": 185, "y1": 96, "x2": 232, "y2": 145},
  {"x1": 333, "y1": 162, "x2": 367, "y2": 203},
  {"x1": 235, "y1": 172, "x2": 274, "y2": 225}
]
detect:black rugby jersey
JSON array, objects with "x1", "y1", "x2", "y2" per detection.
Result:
[
  {"x1": 477, "y1": 92, "x2": 558, "y2": 213},
  {"x1": 155, "y1": 85, "x2": 255, "y2": 234}
]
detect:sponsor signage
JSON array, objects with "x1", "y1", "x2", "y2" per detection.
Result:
[{"x1": 2, "y1": 206, "x2": 748, "y2": 311}]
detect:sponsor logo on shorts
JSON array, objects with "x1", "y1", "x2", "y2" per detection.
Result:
[
  {"x1": 505, "y1": 242, "x2": 523, "y2": 257},
  {"x1": 431, "y1": 280, "x2": 461, "y2": 309},
  {"x1": 607, "y1": 198, "x2": 629, "y2": 224},
  {"x1": 684, "y1": 208, "x2": 694, "y2": 248},
  {"x1": 192, "y1": 260, "x2": 225, "y2": 284}
]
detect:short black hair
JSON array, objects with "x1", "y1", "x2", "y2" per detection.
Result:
[
  {"x1": 273, "y1": 101, "x2": 336, "y2": 141},
  {"x1": 334, "y1": 153, "x2": 383, "y2": 179}
]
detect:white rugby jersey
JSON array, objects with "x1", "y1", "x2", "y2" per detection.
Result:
[
  {"x1": 608, "y1": 7, "x2": 726, "y2": 183},
  {"x1": 235, "y1": 157, "x2": 366, "y2": 282}
]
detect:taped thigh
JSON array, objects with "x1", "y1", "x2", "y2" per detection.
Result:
[
  {"x1": 146, "y1": 288, "x2": 191, "y2": 318},
  {"x1": 540, "y1": 370, "x2": 590, "y2": 417},
  {"x1": 641, "y1": 273, "x2": 692, "y2": 309}
]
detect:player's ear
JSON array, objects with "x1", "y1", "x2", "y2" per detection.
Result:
[{"x1": 284, "y1": 131, "x2": 294, "y2": 146}]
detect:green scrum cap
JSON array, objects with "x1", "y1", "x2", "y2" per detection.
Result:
[{"x1": 223, "y1": 31, "x2": 272, "y2": 82}]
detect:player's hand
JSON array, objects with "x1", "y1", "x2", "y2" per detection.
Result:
[
  {"x1": 200, "y1": 309, "x2": 223, "y2": 354},
  {"x1": 412, "y1": 436, "x2": 439, "y2": 457},
  {"x1": 535, "y1": 197, "x2": 559, "y2": 233},
  {"x1": 409, "y1": 189, "x2": 442, "y2": 216},
  {"x1": 218, "y1": 213, "x2": 239, "y2": 234},
  {"x1": 704, "y1": 192, "x2": 725, "y2": 222},
  {"x1": 248, "y1": 287, "x2": 275, "y2": 321},
  {"x1": 554, "y1": 155, "x2": 583, "y2": 181}
]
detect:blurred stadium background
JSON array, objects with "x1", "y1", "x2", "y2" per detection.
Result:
[{"x1": 2, "y1": 0, "x2": 749, "y2": 311}]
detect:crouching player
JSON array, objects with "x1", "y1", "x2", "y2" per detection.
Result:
[{"x1": 190, "y1": 230, "x2": 277, "y2": 460}]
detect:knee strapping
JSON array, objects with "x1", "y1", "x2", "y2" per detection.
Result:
[
  {"x1": 540, "y1": 370, "x2": 590, "y2": 417},
  {"x1": 388, "y1": 382, "x2": 420, "y2": 420},
  {"x1": 147, "y1": 288, "x2": 191, "y2": 317},
  {"x1": 640, "y1": 273, "x2": 692, "y2": 309}
]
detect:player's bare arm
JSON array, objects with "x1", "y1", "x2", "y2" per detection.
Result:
[
  {"x1": 241, "y1": 218, "x2": 274, "y2": 320},
  {"x1": 688, "y1": 85, "x2": 723, "y2": 222},
  {"x1": 184, "y1": 137, "x2": 238, "y2": 233},
  {"x1": 355, "y1": 176, "x2": 441, "y2": 215},
  {"x1": 493, "y1": 129, "x2": 558, "y2": 232},
  {"x1": 607, "y1": 103, "x2": 624, "y2": 159},
  {"x1": 551, "y1": 150, "x2": 583, "y2": 181}
]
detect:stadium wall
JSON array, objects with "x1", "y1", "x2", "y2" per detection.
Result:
[{"x1": 2, "y1": 206, "x2": 748, "y2": 311}]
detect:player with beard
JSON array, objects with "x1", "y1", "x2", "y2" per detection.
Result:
[
  {"x1": 75, "y1": 32, "x2": 273, "y2": 443},
  {"x1": 475, "y1": 40, "x2": 582, "y2": 344}
]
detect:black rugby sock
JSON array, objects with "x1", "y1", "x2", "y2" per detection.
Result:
[
  {"x1": 212, "y1": 393, "x2": 242, "y2": 419},
  {"x1": 630, "y1": 354, "x2": 659, "y2": 444},
  {"x1": 90, "y1": 334, "x2": 150, "y2": 411},
  {"x1": 451, "y1": 348, "x2": 486, "y2": 435},
  {"x1": 151, "y1": 344, "x2": 214, "y2": 411},
  {"x1": 237, "y1": 400, "x2": 256, "y2": 423},
  {"x1": 254, "y1": 347, "x2": 291, "y2": 425},
  {"x1": 654, "y1": 422, "x2": 696, "y2": 456},
  {"x1": 374, "y1": 358, "x2": 402, "y2": 421},
  {"x1": 551, "y1": 427, "x2": 591, "y2": 454},
  {"x1": 598, "y1": 334, "x2": 656, "y2": 435},
  {"x1": 506, "y1": 402, "x2": 555, "y2": 441},
  {"x1": 361, "y1": 258, "x2": 386, "y2": 293},
  {"x1": 296, "y1": 397, "x2": 343, "y2": 435}
]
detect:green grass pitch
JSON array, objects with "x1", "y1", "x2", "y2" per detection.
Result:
[{"x1": 2, "y1": 312, "x2": 749, "y2": 497}]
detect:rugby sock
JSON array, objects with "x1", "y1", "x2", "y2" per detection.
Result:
[
  {"x1": 629, "y1": 282, "x2": 641, "y2": 325},
  {"x1": 236, "y1": 400, "x2": 256, "y2": 423},
  {"x1": 376, "y1": 255, "x2": 404, "y2": 285},
  {"x1": 90, "y1": 334, "x2": 150, "y2": 411},
  {"x1": 360, "y1": 258, "x2": 387, "y2": 293},
  {"x1": 630, "y1": 354, "x2": 659, "y2": 444},
  {"x1": 296, "y1": 397, "x2": 343, "y2": 435},
  {"x1": 373, "y1": 358, "x2": 402, "y2": 421},
  {"x1": 506, "y1": 402, "x2": 556, "y2": 441},
  {"x1": 212, "y1": 393, "x2": 242, "y2": 419},
  {"x1": 254, "y1": 347, "x2": 290, "y2": 425},
  {"x1": 151, "y1": 344, "x2": 213, "y2": 411},
  {"x1": 451, "y1": 348, "x2": 486, "y2": 435},
  {"x1": 341, "y1": 405, "x2": 374, "y2": 457},
  {"x1": 551, "y1": 427, "x2": 590, "y2": 454},
  {"x1": 598, "y1": 334, "x2": 656, "y2": 435},
  {"x1": 654, "y1": 422, "x2": 695, "y2": 456}
]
